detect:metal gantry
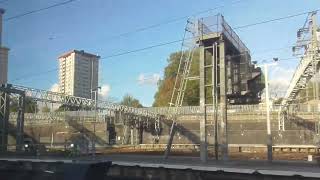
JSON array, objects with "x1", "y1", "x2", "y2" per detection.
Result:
[
  {"x1": 279, "y1": 12, "x2": 320, "y2": 130},
  {"x1": 11, "y1": 84, "x2": 163, "y2": 119},
  {"x1": 0, "y1": 84, "x2": 25, "y2": 152},
  {"x1": 0, "y1": 83, "x2": 169, "y2": 151}
]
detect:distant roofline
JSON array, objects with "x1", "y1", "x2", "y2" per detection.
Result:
[{"x1": 58, "y1": 49, "x2": 100, "y2": 59}]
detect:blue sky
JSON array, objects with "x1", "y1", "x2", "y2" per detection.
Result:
[{"x1": 2, "y1": 0, "x2": 320, "y2": 106}]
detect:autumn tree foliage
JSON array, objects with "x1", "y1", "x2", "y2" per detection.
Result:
[{"x1": 153, "y1": 50, "x2": 200, "y2": 107}]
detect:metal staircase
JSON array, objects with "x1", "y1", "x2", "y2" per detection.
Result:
[
  {"x1": 279, "y1": 12, "x2": 320, "y2": 130},
  {"x1": 164, "y1": 18, "x2": 199, "y2": 158},
  {"x1": 168, "y1": 19, "x2": 199, "y2": 107}
]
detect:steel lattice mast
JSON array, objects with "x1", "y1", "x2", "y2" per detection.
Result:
[{"x1": 279, "y1": 12, "x2": 320, "y2": 130}]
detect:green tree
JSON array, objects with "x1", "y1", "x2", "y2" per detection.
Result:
[
  {"x1": 153, "y1": 50, "x2": 200, "y2": 107},
  {"x1": 120, "y1": 94, "x2": 143, "y2": 108},
  {"x1": 10, "y1": 97, "x2": 38, "y2": 113},
  {"x1": 55, "y1": 104, "x2": 91, "y2": 112}
]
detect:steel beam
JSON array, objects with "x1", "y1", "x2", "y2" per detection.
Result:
[
  {"x1": 16, "y1": 92, "x2": 25, "y2": 152},
  {"x1": 212, "y1": 42, "x2": 219, "y2": 160},
  {"x1": 199, "y1": 45, "x2": 207, "y2": 163},
  {"x1": 219, "y1": 39, "x2": 228, "y2": 160},
  {"x1": 0, "y1": 84, "x2": 26, "y2": 152},
  {"x1": 11, "y1": 84, "x2": 162, "y2": 119},
  {"x1": 164, "y1": 119, "x2": 176, "y2": 159},
  {"x1": 0, "y1": 90, "x2": 9, "y2": 152}
]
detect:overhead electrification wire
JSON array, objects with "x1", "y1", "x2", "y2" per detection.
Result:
[
  {"x1": 10, "y1": 9, "x2": 319, "y2": 81},
  {"x1": 12, "y1": 44, "x2": 301, "y2": 83},
  {"x1": 4, "y1": 0, "x2": 77, "y2": 21},
  {"x1": 9, "y1": 0, "x2": 245, "y2": 82},
  {"x1": 100, "y1": 9, "x2": 319, "y2": 60},
  {"x1": 104, "y1": 0, "x2": 245, "y2": 40},
  {"x1": 233, "y1": 9, "x2": 320, "y2": 29},
  {"x1": 10, "y1": 68, "x2": 58, "y2": 82},
  {"x1": 101, "y1": 39, "x2": 183, "y2": 59}
]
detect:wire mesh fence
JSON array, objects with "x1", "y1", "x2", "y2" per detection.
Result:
[{"x1": 197, "y1": 14, "x2": 250, "y2": 54}]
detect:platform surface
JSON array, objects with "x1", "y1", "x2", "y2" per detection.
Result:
[{"x1": 1, "y1": 154, "x2": 320, "y2": 178}]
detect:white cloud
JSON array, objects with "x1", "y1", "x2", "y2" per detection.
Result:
[
  {"x1": 268, "y1": 66, "x2": 295, "y2": 98},
  {"x1": 50, "y1": 83, "x2": 59, "y2": 93},
  {"x1": 98, "y1": 84, "x2": 111, "y2": 100},
  {"x1": 137, "y1": 73, "x2": 160, "y2": 86}
]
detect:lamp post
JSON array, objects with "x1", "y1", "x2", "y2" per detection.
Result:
[
  {"x1": 91, "y1": 86, "x2": 101, "y2": 158},
  {"x1": 257, "y1": 61, "x2": 277, "y2": 162}
]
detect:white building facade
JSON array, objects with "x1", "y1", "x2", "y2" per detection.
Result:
[{"x1": 58, "y1": 50, "x2": 99, "y2": 99}]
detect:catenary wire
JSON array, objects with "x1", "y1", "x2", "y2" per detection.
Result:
[
  {"x1": 4, "y1": 0, "x2": 78, "y2": 21},
  {"x1": 10, "y1": 9, "x2": 318, "y2": 82}
]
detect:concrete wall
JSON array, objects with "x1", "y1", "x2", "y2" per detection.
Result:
[
  {"x1": 7, "y1": 111, "x2": 320, "y2": 147},
  {"x1": 154, "y1": 113, "x2": 318, "y2": 145}
]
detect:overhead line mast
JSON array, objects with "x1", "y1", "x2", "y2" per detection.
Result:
[{"x1": 279, "y1": 12, "x2": 320, "y2": 131}]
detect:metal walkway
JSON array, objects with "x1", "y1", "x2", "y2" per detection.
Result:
[
  {"x1": 10, "y1": 84, "x2": 163, "y2": 119},
  {"x1": 279, "y1": 12, "x2": 320, "y2": 130}
]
